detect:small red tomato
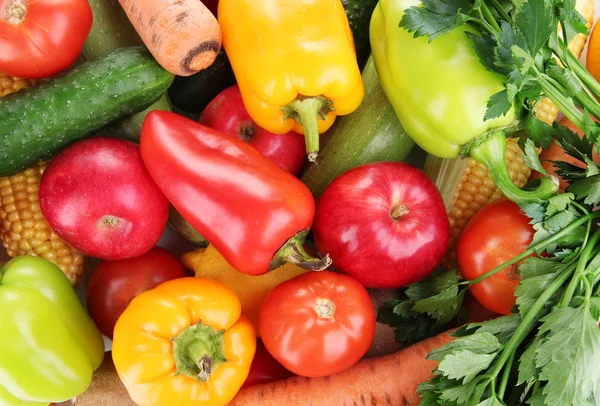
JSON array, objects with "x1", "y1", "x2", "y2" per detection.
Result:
[
  {"x1": 458, "y1": 198, "x2": 534, "y2": 315},
  {"x1": 241, "y1": 341, "x2": 294, "y2": 388},
  {"x1": 259, "y1": 271, "x2": 376, "y2": 378},
  {"x1": 87, "y1": 247, "x2": 187, "y2": 338},
  {"x1": 0, "y1": 0, "x2": 93, "y2": 78}
]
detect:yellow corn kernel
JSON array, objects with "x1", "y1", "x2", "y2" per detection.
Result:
[
  {"x1": 0, "y1": 162, "x2": 85, "y2": 284},
  {"x1": 0, "y1": 73, "x2": 36, "y2": 98}
]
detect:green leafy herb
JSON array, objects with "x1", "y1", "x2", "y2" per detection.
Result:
[{"x1": 400, "y1": 0, "x2": 474, "y2": 41}]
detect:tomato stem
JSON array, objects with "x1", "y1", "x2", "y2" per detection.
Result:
[
  {"x1": 3, "y1": 0, "x2": 27, "y2": 25},
  {"x1": 468, "y1": 212, "x2": 600, "y2": 286}
]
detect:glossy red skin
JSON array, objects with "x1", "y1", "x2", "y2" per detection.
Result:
[
  {"x1": 199, "y1": 85, "x2": 306, "y2": 176},
  {"x1": 259, "y1": 271, "x2": 376, "y2": 377},
  {"x1": 0, "y1": 0, "x2": 92, "y2": 78},
  {"x1": 140, "y1": 111, "x2": 316, "y2": 276},
  {"x1": 313, "y1": 162, "x2": 449, "y2": 288},
  {"x1": 87, "y1": 246, "x2": 187, "y2": 338},
  {"x1": 241, "y1": 341, "x2": 293, "y2": 388},
  {"x1": 458, "y1": 198, "x2": 534, "y2": 315},
  {"x1": 39, "y1": 138, "x2": 169, "y2": 260}
]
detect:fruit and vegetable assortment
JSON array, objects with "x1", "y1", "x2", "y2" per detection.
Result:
[{"x1": 3, "y1": 0, "x2": 600, "y2": 405}]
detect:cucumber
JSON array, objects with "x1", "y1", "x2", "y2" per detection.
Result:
[
  {"x1": 0, "y1": 47, "x2": 174, "y2": 177},
  {"x1": 342, "y1": 0, "x2": 379, "y2": 69},
  {"x1": 300, "y1": 56, "x2": 415, "y2": 198},
  {"x1": 82, "y1": 0, "x2": 172, "y2": 142}
]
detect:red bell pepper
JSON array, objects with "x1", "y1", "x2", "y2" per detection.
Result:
[{"x1": 140, "y1": 111, "x2": 330, "y2": 276}]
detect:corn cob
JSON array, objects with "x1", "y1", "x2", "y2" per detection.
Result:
[
  {"x1": 426, "y1": 0, "x2": 594, "y2": 269},
  {"x1": 0, "y1": 74, "x2": 85, "y2": 284}
]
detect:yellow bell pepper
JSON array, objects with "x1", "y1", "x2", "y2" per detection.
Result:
[
  {"x1": 112, "y1": 278, "x2": 256, "y2": 406},
  {"x1": 218, "y1": 0, "x2": 364, "y2": 162},
  {"x1": 182, "y1": 245, "x2": 309, "y2": 334}
]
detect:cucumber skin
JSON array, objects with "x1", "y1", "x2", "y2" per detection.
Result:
[
  {"x1": 0, "y1": 47, "x2": 174, "y2": 177},
  {"x1": 300, "y1": 56, "x2": 415, "y2": 198},
  {"x1": 342, "y1": 0, "x2": 379, "y2": 69},
  {"x1": 82, "y1": 0, "x2": 171, "y2": 142}
]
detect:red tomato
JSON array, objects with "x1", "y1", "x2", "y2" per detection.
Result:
[
  {"x1": 241, "y1": 341, "x2": 294, "y2": 388},
  {"x1": 458, "y1": 198, "x2": 534, "y2": 315},
  {"x1": 0, "y1": 0, "x2": 92, "y2": 78},
  {"x1": 87, "y1": 247, "x2": 187, "y2": 338},
  {"x1": 259, "y1": 271, "x2": 376, "y2": 378}
]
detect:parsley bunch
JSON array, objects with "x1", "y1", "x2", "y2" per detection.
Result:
[{"x1": 377, "y1": 1, "x2": 600, "y2": 404}]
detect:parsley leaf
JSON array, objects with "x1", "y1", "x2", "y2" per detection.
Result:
[
  {"x1": 552, "y1": 160, "x2": 587, "y2": 181},
  {"x1": 536, "y1": 306, "x2": 600, "y2": 405},
  {"x1": 476, "y1": 396, "x2": 505, "y2": 406},
  {"x1": 524, "y1": 111, "x2": 554, "y2": 148},
  {"x1": 553, "y1": 120, "x2": 593, "y2": 162},
  {"x1": 519, "y1": 201, "x2": 546, "y2": 224},
  {"x1": 556, "y1": 0, "x2": 589, "y2": 44},
  {"x1": 518, "y1": 336, "x2": 543, "y2": 385},
  {"x1": 400, "y1": 0, "x2": 474, "y2": 41},
  {"x1": 545, "y1": 193, "x2": 575, "y2": 216},
  {"x1": 522, "y1": 138, "x2": 549, "y2": 175},
  {"x1": 568, "y1": 175, "x2": 600, "y2": 206},
  {"x1": 439, "y1": 376, "x2": 485, "y2": 404},
  {"x1": 456, "y1": 314, "x2": 522, "y2": 344},
  {"x1": 516, "y1": 0, "x2": 555, "y2": 56},
  {"x1": 516, "y1": 257, "x2": 563, "y2": 317},
  {"x1": 485, "y1": 90, "x2": 513, "y2": 121},
  {"x1": 438, "y1": 350, "x2": 497, "y2": 383},
  {"x1": 427, "y1": 332, "x2": 501, "y2": 361},
  {"x1": 467, "y1": 31, "x2": 500, "y2": 74}
]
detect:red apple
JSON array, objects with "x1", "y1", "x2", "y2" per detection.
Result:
[
  {"x1": 199, "y1": 85, "x2": 307, "y2": 175},
  {"x1": 313, "y1": 162, "x2": 449, "y2": 289},
  {"x1": 39, "y1": 137, "x2": 169, "y2": 260}
]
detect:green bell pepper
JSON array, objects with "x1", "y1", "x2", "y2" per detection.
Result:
[
  {"x1": 370, "y1": 0, "x2": 559, "y2": 203},
  {"x1": 0, "y1": 257, "x2": 105, "y2": 406}
]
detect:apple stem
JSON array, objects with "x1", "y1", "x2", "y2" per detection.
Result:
[
  {"x1": 3, "y1": 0, "x2": 27, "y2": 25},
  {"x1": 391, "y1": 205, "x2": 409, "y2": 220},
  {"x1": 269, "y1": 230, "x2": 332, "y2": 271},
  {"x1": 314, "y1": 298, "x2": 336, "y2": 319}
]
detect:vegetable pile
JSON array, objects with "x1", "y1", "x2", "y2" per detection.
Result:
[{"x1": 2, "y1": 0, "x2": 600, "y2": 405}]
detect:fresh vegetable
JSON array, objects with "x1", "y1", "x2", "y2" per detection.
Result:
[
  {"x1": 39, "y1": 138, "x2": 169, "y2": 260},
  {"x1": 423, "y1": 0, "x2": 594, "y2": 268},
  {"x1": 200, "y1": 85, "x2": 307, "y2": 175},
  {"x1": 87, "y1": 246, "x2": 187, "y2": 339},
  {"x1": 0, "y1": 47, "x2": 174, "y2": 177},
  {"x1": 0, "y1": 0, "x2": 92, "y2": 78},
  {"x1": 534, "y1": 116, "x2": 600, "y2": 191},
  {"x1": 181, "y1": 244, "x2": 309, "y2": 332},
  {"x1": 82, "y1": 0, "x2": 172, "y2": 142},
  {"x1": 300, "y1": 56, "x2": 415, "y2": 197},
  {"x1": 313, "y1": 162, "x2": 449, "y2": 288},
  {"x1": 0, "y1": 73, "x2": 35, "y2": 97},
  {"x1": 260, "y1": 271, "x2": 375, "y2": 377},
  {"x1": 0, "y1": 162, "x2": 85, "y2": 285},
  {"x1": 242, "y1": 341, "x2": 293, "y2": 389},
  {"x1": 0, "y1": 256, "x2": 105, "y2": 405},
  {"x1": 218, "y1": 0, "x2": 364, "y2": 162},
  {"x1": 168, "y1": 50, "x2": 236, "y2": 114},
  {"x1": 118, "y1": 0, "x2": 221, "y2": 76},
  {"x1": 585, "y1": 7, "x2": 600, "y2": 82},
  {"x1": 140, "y1": 111, "x2": 330, "y2": 276},
  {"x1": 458, "y1": 199, "x2": 534, "y2": 315},
  {"x1": 230, "y1": 330, "x2": 455, "y2": 406},
  {"x1": 341, "y1": 0, "x2": 379, "y2": 69},
  {"x1": 370, "y1": 0, "x2": 560, "y2": 204},
  {"x1": 112, "y1": 277, "x2": 256, "y2": 406}
]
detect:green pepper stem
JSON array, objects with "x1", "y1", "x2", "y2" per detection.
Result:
[
  {"x1": 270, "y1": 230, "x2": 332, "y2": 271},
  {"x1": 468, "y1": 131, "x2": 559, "y2": 204},
  {"x1": 171, "y1": 321, "x2": 227, "y2": 383},
  {"x1": 282, "y1": 97, "x2": 334, "y2": 163}
]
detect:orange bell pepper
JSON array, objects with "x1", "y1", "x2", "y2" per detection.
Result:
[
  {"x1": 218, "y1": 0, "x2": 364, "y2": 163},
  {"x1": 112, "y1": 278, "x2": 256, "y2": 406}
]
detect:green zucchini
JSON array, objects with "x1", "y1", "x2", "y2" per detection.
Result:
[
  {"x1": 0, "y1": 47, "x2": 174, "y2": 177},
  {"x1": 342, "y1": 0, "x2": 379, "y2": 69},
  {"x1": 82, "y1": 0, "x2": 171, "y2": 142},
  {"x1": 300, "y1": 56, "x2": 415, "y2": 198}
]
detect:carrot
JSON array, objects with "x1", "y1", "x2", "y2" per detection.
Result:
[
  {"x1": 118, "y1": 0, "x2": 221, "y2": 76},
  {"x1": 229, "y1": 330, "x2": 455, "y2": 406}
]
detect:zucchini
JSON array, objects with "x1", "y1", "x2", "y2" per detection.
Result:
[
  {"x1": 82, "y1": 0, "x2": 171, "y2": 142},
  {"x1": 300, "y1": 56, "x2": 415, "y2": 198},
  {"x1": 0, "y1": 47, "x2": 174, "y2": 177},
  {"x1": 342, "y1": 0, "x2": 379, "y2": 69}
]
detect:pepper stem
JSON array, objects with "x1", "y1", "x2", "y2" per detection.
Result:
[
  {"x1": 171, "y1": 321, "x2": 227, "y2": 383},
  {"x1": 269, "y1": 230, "x2": 332, "y2": 271},
  {"x1": 468, "y1": 131, "x2": 559, "y2": 204},
  {"x1": 282, "y1": 97, "x2": 334, "y2": 163}
]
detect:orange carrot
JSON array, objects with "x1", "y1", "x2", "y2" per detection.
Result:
[
  {"x1": 118, "y1": 0, "x2": 221, "y2": 76},
  {"x1": 229, "y1": 331, "x2": 455, "y2": 406}
]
